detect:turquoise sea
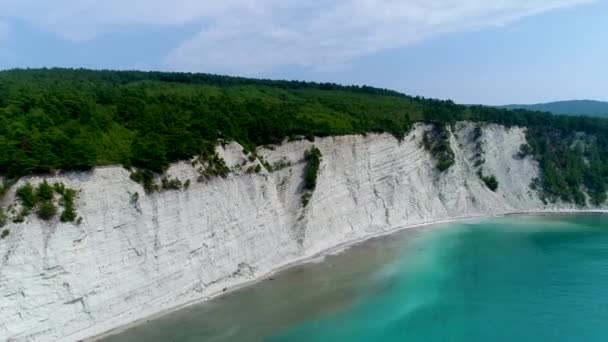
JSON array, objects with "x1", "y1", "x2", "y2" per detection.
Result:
[{"x1": 102, "y1": 214, "x2": 608, "y2": 342}]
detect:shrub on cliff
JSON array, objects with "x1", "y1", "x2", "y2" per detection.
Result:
[
  {"x1": 197, "y1": 152, "x2": 230, "y2": 181},
  {"x1": 478, "y1": 171, "x2": 499, "y2": 192},
  {"x1": 519, "y1": 144, "x2": 533, "y2": 157},
  {"x1": 423, "y1": 124, "x2": 455, "y2": 172},
  {"x1": 16, "y1": 183, "x2": 37, "y2": 209},
  {"x1": 0, "y1": 183, "x2": 7, "y2": 199},
  {"x1": 304, "y1": 147, "x2": 322, "y2": 190},
  {"x1": 60, "y1": 189, "x2": 78, "y2": 223},
  {"x1": 0, "y1": 208, "x2": 6, "y2": 227},
  {"x1": 161, "y1": 177, "x2": 183, "y2": 191},
  {"x1": 130, "y1": 169, "x2": 156, "y2": 193},
  {"x1": 36, "y1": 180, "x2": 54, "y2": 202},
  {"x1": 37, "y1": 200, "x2": 57, "y2": 220}
]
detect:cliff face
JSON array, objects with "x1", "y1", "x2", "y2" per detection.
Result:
[{"x1": 0, "y1": 123, "x2": 597, "y2": 341}]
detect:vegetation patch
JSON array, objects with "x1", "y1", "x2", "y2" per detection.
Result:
[
  {"x1": 16, "y1": 183, "x2": 37, "y2": 210},
  {"x1": 246, "y1": 164, "x2": 262, "y2": 174},
  {"x1": 0, "y1": 182, "x2": 7, "y2": 199},
  {"x1": 13, "y1": 210, "x2": 28, "y2": 223},
  {"x1": 131, "y1": 168, "x2": 192, "y2": 193},
  {"x1": 0, "y1": 69, "x2": 607, "y2": 206},
  {"x1": 258, "y1": 156, "x2": 292, "y2": 173},
  {"x1": 301, "y1": 147, "x2": 323, "y2": 207},
  {"x1": 0, "y1": 208, "x2": 6, "y2": 227},
  {"x1": 130, "y1": 168, "x2": 157, "y2": 193},
  {"x1": 37, "y1": 200, "x2": 57, "y2": 220},
  {"x1": 304, "y1": 147, "x2": 322, "y2": 191},
  {"x1": 258, "y1": 156, "x2": 273, "y2": 172},
  {"x1": 478, "y1": 171, "x2": 499, "y2": 192},
  {"x1": 271, "y1": 158, "x2": 292, "y2": 172},
  {"x1": 161, "y1": 177, "x2": 183, "y2": 191},
  {"x1": 471, "y1": 125, "x2": 486, "y2": 168},
  {"x1": 59, "y1": 188, "x2": 78, "y2": 223},
  {"x1": 472, "y1": 125, "x2": 483, "y2": 142},
  {"x1": 518, "y1": 144, "x2": 533, "y2": 158},
  {"x1": 526, "y1": 129, "x2": 605, "y2": 206},
  {"x1": 14, "y1": 181, "x2": 79, "y2": 222},
  {"x1": 195, "y1": 149, "x2": 230, "y2": 182},
  {"x1": 423, "y1": 124, "x2": 455, "y2": 172}
]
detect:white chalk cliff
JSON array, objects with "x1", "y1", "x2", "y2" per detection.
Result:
[{"x1": 0, "y1": 122, "x2": 603, "y2": 341}]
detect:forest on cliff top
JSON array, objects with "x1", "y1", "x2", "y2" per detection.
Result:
[{"x1": 0, "y1": 68, "x2": 607, "y2": 205}]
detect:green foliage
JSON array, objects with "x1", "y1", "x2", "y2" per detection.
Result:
[
  {"x1": 259, "y1": 157, "x2": 273, "y2": 172},
  {"x1": 0, "y1": 68, "x2": 418, "y2": 177},
  {"x1": 304, "y1": 147, "x2": 322, "y2": 191},
  {"x1": 131, "y1": 133, "x2": 168, "y2": 172},
  {"x1": 196, "y1": 151, "x2": 230, "y2": 181},
  {"x1": 161, "y1": 177, "x2": 183, "y2": 191},
  {"x1": 53, "y1": 182, "x2": 66, "y2": 196},
  {"x1": 13, "y1": 209, "x2": 28, "y2": 223},
  {"x1": 271, "y1": 159, "x2": 292, "y2": 172},
  {"x1": 130, "y1": 169, "x2": 156, "y2": 193},
  {"x1": 246, "y1": 165, "x2": 261, "y2": 174},
  {"x1": 0, "y1": 208, "x2": 6, "y2": 227},
  {"x1": 525, "y1": 128, "x2": 606, "y2": 206},
  {"x1": 16, "y1": 183, "x2": 37, "y2": 209},
  {"x1": 60, "y1": 188, "x2": 77, "y2": 222},
  {"x1": 37, "y1": 200, "x2": 57, "y2": 220},
  {"x1": 1, "y1": 229, "x2": 9, "y2": 239},
  {"x1": 423, "y1": 124, "x2": 455, "y2": 172},
  {"x1": 14, "y1": 181, "x2": 77, "y2": 222},
  {"x1": 36, "y1": 180, "x2": 54, "y2": 201},
  {"x1": 0, "y1": 68, "x2": 607, "y2": 206},
  {"x1": 519, "y1": 144, "x2": 533, "y2": 157},
  {"x1": 0, "y1": 183, "x2": 7, "y2": 199},
  {"x1": 300, "y1": 147, "x2": 321, "y2": 207},
  {"x1": 479, "y1": 171, "x2": 499, "y2": 192},
  {"x1": 256, "y1": 155, "x2": 292, "y2": 173}
]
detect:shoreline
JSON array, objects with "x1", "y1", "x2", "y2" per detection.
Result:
[{"x1": 87, "y1": 209, "x2": 607, "y2": 341}]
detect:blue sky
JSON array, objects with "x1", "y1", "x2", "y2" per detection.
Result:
[{"x1": 0, "y1": 0, "x2": 606, "y2": 105}]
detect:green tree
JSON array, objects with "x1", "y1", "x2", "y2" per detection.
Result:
[
  {"x1": 16, "y1": 183, "x2": 37, "y2": 209},
  {"x1": 304, "y1": 147, "x2": 322, "y2": 190},
  {"x1": 131, "y1": 133, "x2": 168, "y2": 172},
  {"x1": 37, "y1": 201, "x2": 57, "y2": 220},
  {"x1": 36, "y1": 180, "x2": 54, "y2": 201}
]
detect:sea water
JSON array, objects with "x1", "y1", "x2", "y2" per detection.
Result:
[{"x1": 101, "y1": 214, "x2": 608, "y2": 342}]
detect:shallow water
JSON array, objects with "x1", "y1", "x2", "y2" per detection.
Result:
[{"x1": 101, "y1": 214, "x2": 608, "y2": 342}]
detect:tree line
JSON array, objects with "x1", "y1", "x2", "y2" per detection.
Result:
[{"x1": 0, "y1": 68, "x2": 606, "y2": 205}]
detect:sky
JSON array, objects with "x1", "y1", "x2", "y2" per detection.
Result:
[{"x1": 0, "y1": 0, "x2": 606, "y2": 105}]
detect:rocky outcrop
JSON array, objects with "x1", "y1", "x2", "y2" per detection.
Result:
[{"x1": 0, "y1": 122, "x2": 601, "y2": 341}]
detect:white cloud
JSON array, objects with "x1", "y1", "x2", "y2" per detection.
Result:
[
  {"x1": 0, "y1": 0, "x2": 265, "y2": 41},
  {"x1": 167, "y1": 0, "x2": 596, "y2": 74},
  {"x1": 0, "y1": 0, "x2": 595, "y2": 72}
]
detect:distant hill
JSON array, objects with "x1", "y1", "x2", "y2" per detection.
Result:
[{"x1": 499, "y1": 100, "x2": 608, "y2": 118}]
